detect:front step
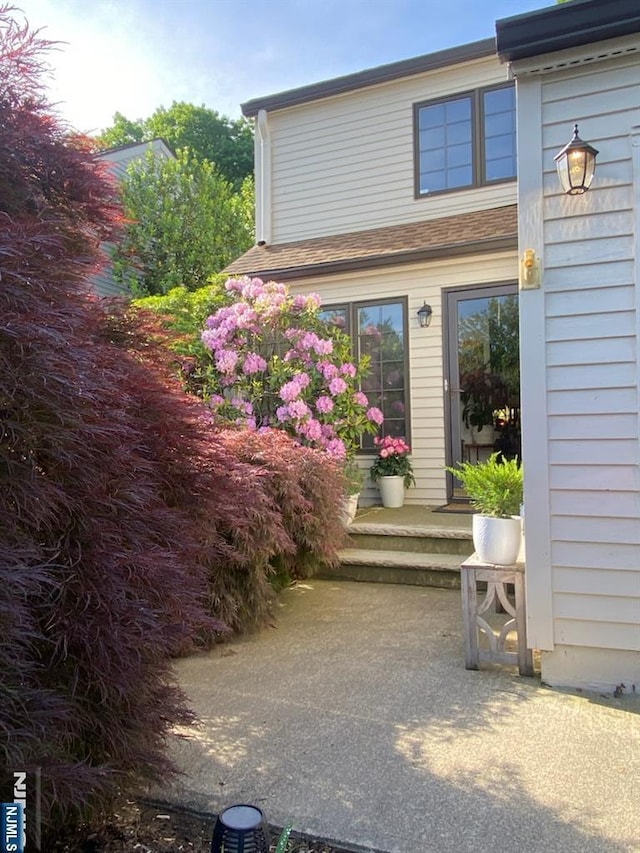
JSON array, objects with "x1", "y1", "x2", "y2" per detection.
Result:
[
  {"x1": 321, "y1": 549, "x2": 464, "y2": 588},
  {"x1": 320, "y1": 515, "x2": 474, "y2": 588}
]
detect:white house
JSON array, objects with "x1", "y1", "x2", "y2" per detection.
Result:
[
  {"x1": 226, "y1": 39, "x2": 521, "y2": 508},
  {"x1": 228, "y1": 0, "x2": 639, "y2": 691},
  {"x1": 91, "y1": 138, "x2": 175, "y2": 297},
  {"x1": 496, "y1": 0, "x2": 639, "y2": 690}
]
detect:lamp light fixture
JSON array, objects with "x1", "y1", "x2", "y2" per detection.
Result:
[
  {"x1": 554, "y1": 124, "x2": 599, "y2": 195},
  {"x1": 417, "y1": 302, "x2": 433, "y2": 328},
  {"x1": 211, "y1": 804, "x2": 270, "y2": 852}
]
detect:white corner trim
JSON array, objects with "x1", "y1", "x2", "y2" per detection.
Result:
[
  {"x1": 256, "y1": 109, "x2": 272, "y2": 246},
  {"x1": 631, "y1": 126, "x2": 640, "y2": 443},
  {"x1": 515, "y1": 75, "x2": 555, "y2": 651}
]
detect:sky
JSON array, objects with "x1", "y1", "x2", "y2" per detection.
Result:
[{"x1": 14, "y1": 0, "x2": 550, "y2": 135}]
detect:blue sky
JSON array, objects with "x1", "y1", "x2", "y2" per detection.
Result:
[{"x1": 16, "y1": 0, "x2": 549, "y2": 134}]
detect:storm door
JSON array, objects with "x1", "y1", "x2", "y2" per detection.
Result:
[{"x1": 445, "y1": 284, "x2": 520, "y2": 499}]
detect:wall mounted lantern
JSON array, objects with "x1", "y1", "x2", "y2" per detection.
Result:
[
  {"x1": 417, "y1": 302, "x2": 433, "y2": 328},
  {"x1": 211, "y1": 803, "x2": 270, "y2": 852},
  {"x1": 554, "y1": 124, "x2": 599, "y2": 195}
]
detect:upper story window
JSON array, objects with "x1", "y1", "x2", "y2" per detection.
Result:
[{"x1": 414, "y1": 84, "x2": 516, "y2": 196}]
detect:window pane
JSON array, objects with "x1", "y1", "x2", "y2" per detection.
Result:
[
  {"x1": 445, "y1": 98, "x2": 471, "y2": 123},
  {"x1": 483, "y1": 86, "x2": 516, "y2": 181},
  {"x1": 448, "y1": 142, "x2": 472, "y2": 169},
  {"x1": 319, "y1": 307, "x2": 349, "y2": 333},
  {"x1": 420, "y1": 126, "x2": 445, "y2": 150},
  {"x1": 418, "y1": 95, "x2": 473, "y2": 194},
  {"x1": 447, "y1": 164, "x2": 473, "y2": 188},
  {"x1": 419, "y1": 103, "x2": 445, "y2": 129},
  {"x1": 356, "y1": 301, "x2": 407, "y2": 443},
  {"x1": 420, "y1": 170, "x2": 446, "y2": 193}
]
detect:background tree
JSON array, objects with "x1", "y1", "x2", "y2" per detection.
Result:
[
  {"x1": 98, "y1": 101, "x2": 254, "y2": 189},
  {"x1": 112, "y1": 148, "x2": 254, "y2": 295}
]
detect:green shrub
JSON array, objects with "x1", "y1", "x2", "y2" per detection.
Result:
[{"x1": 447, "y1": 453, "x2": 523, "y2": 517}]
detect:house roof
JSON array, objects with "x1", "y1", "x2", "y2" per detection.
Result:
[
  {"x1": 241, "y1": 38, "x2": 496, "y2": 117},
  {"x1": 496, "y1": 0, "x2": 640, "y2": 63},
  {"x1": 224, "y1": 205, "x2": 518, "y2": 281}
]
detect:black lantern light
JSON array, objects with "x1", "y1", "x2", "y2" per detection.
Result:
[
  {"x1": 211, "y1": 804, "x2": 270, "y2": 853},
  {"x1": 554, "y1": 124, "x2": 599, "y2": 195},
  {"x1": 417, "y1": 302, "x2": 433, "y2": 328}
]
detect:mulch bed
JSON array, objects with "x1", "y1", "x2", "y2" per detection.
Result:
[{"x1": 51, "y1": 799, "x2": 357, "y2": 853}]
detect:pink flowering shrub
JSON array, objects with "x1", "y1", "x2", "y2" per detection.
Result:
[
  {"x1": 201, "y1": 277, "x2": 384, "y2": 459},
  {"x1": 369, "y1": 436, "x2": 416, "y2": 489}
]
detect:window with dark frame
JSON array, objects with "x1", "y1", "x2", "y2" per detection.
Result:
[
  {"x1": 414, "y1": 83, "x2": 516, "y2": 196},
  {"x1": 320, "y1": 298, "x2": 409, "y2": 450}
]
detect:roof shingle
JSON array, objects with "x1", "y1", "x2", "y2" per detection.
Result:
[{"x1": 225, "y1": 204, "x2": 518, "y2": 280}]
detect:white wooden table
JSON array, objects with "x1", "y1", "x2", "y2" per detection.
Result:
[{"x1": 460, "y1": 553, "x2": 534, "y2": 676}]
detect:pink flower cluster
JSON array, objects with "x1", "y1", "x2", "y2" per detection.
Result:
[
  {"x1": 200, "y1": 276, "x2": 384, "y2": 458},
  {"x1": 374, "y1": 435, "x2": 411, "y2": 458}
]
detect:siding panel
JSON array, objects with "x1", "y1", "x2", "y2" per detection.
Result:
[{"x1": 267, "y1": 55, "x2": 514, "y2": 242}]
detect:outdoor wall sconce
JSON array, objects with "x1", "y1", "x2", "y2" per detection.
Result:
[
  {"x1": 417, "y1": 302, "x2": 433, "y2": 328},
  {"x1": 211, "y1": 803, "x2": 270, "y2": 852},
  {"x1": 554, "y1": 124, "x2": 599, "y2": 195}
]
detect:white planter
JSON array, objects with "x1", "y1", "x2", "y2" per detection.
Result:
[
  {"x1": 342, "y1": 493, "x2": 360, "y2": 525},
  {"x1": 472, "y1": 514, "x2": 522, "y2": 565},
  {"x1": 378, "y1": 476, "x2": 405, "y2": 508}
]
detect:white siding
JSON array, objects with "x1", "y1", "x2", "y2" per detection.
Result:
[
  {"x1": 516, "y1": 50, "x2": 640, "y2": 689},
  {"x1": 265, "y1": 55, "x2": 516, "y2": 243},
  {"x1": 286, "y1": 252, "x2": 517, "y2": 506}
]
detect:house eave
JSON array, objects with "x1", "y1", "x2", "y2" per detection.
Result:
[
  {"x1": 496, "y1": 0, "x2": 640, "y2": 63},
  {"x1": 241, "y1": 38, "x2": 496, "y2": 117},
  {"x1": 226, "y1": 235, "x2": 517, "y2": 282}
]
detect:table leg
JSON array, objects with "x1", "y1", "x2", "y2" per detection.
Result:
[{"x1": 461, "y1": 567, "x2": 479, "y2": 670}]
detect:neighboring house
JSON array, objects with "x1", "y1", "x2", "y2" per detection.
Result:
[
  {"x1": 91, "y1": 138, "x2": 175, "y2": 297},
  {"x1": 228, "y1": 0, "x2": 639, "y2": 690},
  {"x1": 496, "y1": 0, "x2": 640, "y2": 690}
]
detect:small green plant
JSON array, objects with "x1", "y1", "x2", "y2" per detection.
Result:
[
  {"x1": 275, "y1": 822, "x2": 293, "y2": 852},
  {"x1": 447, "y1": 453, "x2": 523, "y2": 517},
  {"x1": 343, "y1": 457, "x2": 365, "y2": 495}
]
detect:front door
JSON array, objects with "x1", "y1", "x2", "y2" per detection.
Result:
[{"x1": 445, "y1": 284, "x2": 520, "y2": 499}]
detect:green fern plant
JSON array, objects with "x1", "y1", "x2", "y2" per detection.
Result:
[{"x1": 447, "y1": 453, "x2": 523, "y2": 518}]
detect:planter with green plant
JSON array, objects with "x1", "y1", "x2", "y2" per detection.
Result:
[
  {"x1": 447, "y1": 452, "x2": 523, "y2": 564},
  {"x1": 341, "y1": 457, "x2": 365, "y2": 524}
]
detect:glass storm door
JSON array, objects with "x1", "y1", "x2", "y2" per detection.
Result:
[{"x1": 445, "y1": 284, "x2": 520, "y2": 499}]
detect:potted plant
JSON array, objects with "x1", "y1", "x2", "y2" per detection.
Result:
[
  {"x1": 447, "y1": 452, "x2": 523, "y2": 564},
  {"x1": 369, "y1": 436, "x2": 415, "y2": 508},
  {"x1": 341, "y1": 457, "x2": 365, "y2": 524}
]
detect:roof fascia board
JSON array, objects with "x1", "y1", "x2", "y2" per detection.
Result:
[
  {"x1": 496, "y1": 0, "x2": 640, "y2": 63},
  {"x1": 241, "y1": 38, "x2": 496, "y2": 117},
  {"x1": 231, "y1": 235, "x2": 517, "y2": 281},
  {"x1": 507, "y1": 32, "x2": 640, "y2": 77}
]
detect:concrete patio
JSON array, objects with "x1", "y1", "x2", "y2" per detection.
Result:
[{"x1": 157, "y1": 578, "x2": 640, "y2": 852}]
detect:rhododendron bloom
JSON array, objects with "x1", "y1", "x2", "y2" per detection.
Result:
[
  {"x1": 329, "y1": 377, "x2": 347, "y2": 396},
  {"x1": 288, "y1": 399, "x2": 310, "y2": 419},
  {"x1": 367, "y1": 407, "x2": 384, "y2": 425},
  {"x1": 243, "y1": 352, "x2": 268, "y2": 374},
  {"x1": 316, "y1": 395, "x2": 334, "y2": 414},
  {"x1": 354, "y1": 392, "x2": 368, "y2": 406},
  {"x1": 341, "y1": 363, "x2": 357, "y2": 378}
]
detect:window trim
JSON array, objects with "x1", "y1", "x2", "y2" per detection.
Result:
[
  {"x1": 322, "y1": 296, "x2": 411, "y2": 452},
  {"x1": 413, "y1": 82, "x2": 516, "y2": 199}
]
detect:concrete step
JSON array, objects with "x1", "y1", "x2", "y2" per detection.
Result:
[
  {"x1": 347, "y1": 521, "x2": 473, "y2": 556},
  {"x1": 319, "y1": 548, "x2": 465, "y2": 589}
]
